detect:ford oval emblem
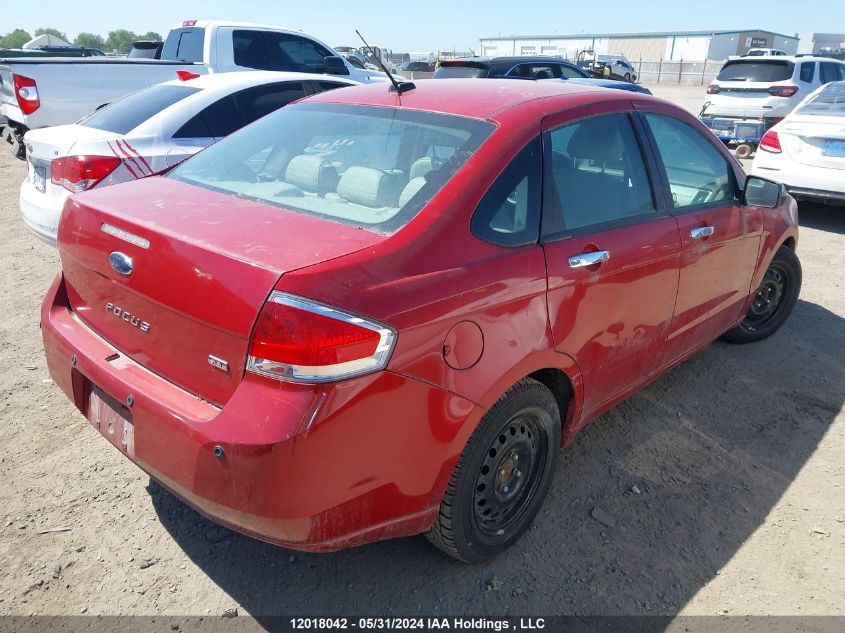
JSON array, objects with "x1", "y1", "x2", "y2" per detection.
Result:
[{"x1": 108, "y1": 251, "x2": 133, "y2": 277}]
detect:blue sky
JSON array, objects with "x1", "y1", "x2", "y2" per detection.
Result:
[{"x1": 5, "y1": 0, "x2": 834, "y2": 51}]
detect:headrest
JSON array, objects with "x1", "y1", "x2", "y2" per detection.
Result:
[
  {"x1": 567, "y1": 122, "x2": 623, "y2": 162},
  {"x1": 337, "y1": 167, "x2": 402, "y2": 208},
  {"x1": 285, "y1": 154, "x2": 337, "y2": 193},
  {"x1": 410, "y1": 157, "x2": 434, "y2": 180}
]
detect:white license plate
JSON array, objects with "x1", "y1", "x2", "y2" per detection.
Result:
[
  {"x1": 822, "y1": 140, "x2": 845, "y2": 158},
  {"x1": 31, "y1": 164, "x2": 46, "y2": 193},
  {"x1": 88, "y1": 387, "x2": 134, "y2": 455}
]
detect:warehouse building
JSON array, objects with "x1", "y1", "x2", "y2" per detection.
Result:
[{"x1": 478, "y1": 29, "x2": 800, "y2": 62}]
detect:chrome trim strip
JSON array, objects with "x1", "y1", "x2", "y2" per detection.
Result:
[{"x1": 100, "y1": 223, "x2": 150, "y2": 249}]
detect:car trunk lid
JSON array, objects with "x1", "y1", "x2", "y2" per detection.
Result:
[
  {"x1": 779, "y1": 116, "x2": 845, "y2": 169},
  {"x1": 58, "y1": 176, "x2": 385, "y2": 406}
]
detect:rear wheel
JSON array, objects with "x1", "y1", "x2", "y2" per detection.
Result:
[
  {"x1": 723, "y1": 245, "x2": 801, "y2": 344},
  {"x1": 426, "y1": 378, "x2": 560, "y2": 563}
]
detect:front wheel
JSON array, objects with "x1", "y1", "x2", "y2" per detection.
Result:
[
  {"x1": 425, "y1": 378, "x2": 561, "y2": 563},
  {"x1": 624, "y1": 72, "x2": 632, "y2": 82},
  {"x1": 723, "y1": 245, "x2": 801, "y2": 344}
]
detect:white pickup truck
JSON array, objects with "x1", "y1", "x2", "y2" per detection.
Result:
[{"x1": 0, "y1": 20, "x2": 393, "y2": 157}]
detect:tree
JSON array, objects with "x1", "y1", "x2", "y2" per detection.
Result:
[
  {"x1": 73, "y1": 32, "x2": 106, "y2": 50},
  {"x1": 0, "y1": 29, "x2": 32, "y2": 49},
  {"x1": 104, "y1": 29, "x2": 137, "y2": 54},
  {"x1": 34, "y1": 27, "x2": 69, "y2": 42},
  {"x1": 139, "y1": 31, "x2": 163, "y2": 42}
]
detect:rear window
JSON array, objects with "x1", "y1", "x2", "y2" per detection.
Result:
[
  {"x1": 169, "y1": 103, "x2": 495, "y2": 234},
  {"x1": 433, "y1": 65, "x2": 487, "y2": 78},
  {"x1": 716, "y1": 60, "x2": 794, "y2": 82},
  {"x1": 161, "y1": 27, "x2": 205, "y2": 62},
  {"x1": 80, "y1": 84, "x2": 201, "y2": 134},
  {"x1": 796, "y1": 81, "x2": 845, "y2": 116}
]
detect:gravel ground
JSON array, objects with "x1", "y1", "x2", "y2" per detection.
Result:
[{"x1": 0, "y1": 100, "x2": 843, "y2": 620}]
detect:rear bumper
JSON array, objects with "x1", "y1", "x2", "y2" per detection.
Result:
[
  {"x1": 751, "y1": 161, "x2": 845, "y2": 204},
  {"x1": 20, "y1": 178, "x2": 65, "y2": 246},
  {"x1": 41, "y1": 274, "x2": 482, "y2": 551},
  {"x1": 785, "y1": 186, "x2": 845, "y2": 205}
]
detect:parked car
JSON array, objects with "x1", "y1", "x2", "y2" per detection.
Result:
[
  {"x1": 399, "y1": 61, "x2": 434, "y2": 72},
  {"x1": 0, "y1": 20, "x2": 394, "y2": 157},
  {"x1": 751, "y1": 80, "x2": 845, "y2": 205},
  {"x1": 701, "y1": 56, "x2": 845, "y2": 129},
  {"x1": 433, "y1": 56, "x2": 591, "y2": 79},
  {"x1": 41, "y1": 79, "x2": 800, "y2": 563},
  {"x1": 597, "y1": 55, "x2": 638, "y2": 82},
  {"x1": 744, "y1": 48, "x2": 788, "y2": 57},
  {"x1": 20, "y1": 71, "x2": 356, "y2": 245}
]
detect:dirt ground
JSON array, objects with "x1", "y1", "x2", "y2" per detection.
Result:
[{"x1": 0, "y1": 86, "x2": 843, "y2": 621}]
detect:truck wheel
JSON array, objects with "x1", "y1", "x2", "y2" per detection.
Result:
[
  {"x1": 426, "y1": 378, "x2": 560, "y2": 563},
  {"x1": 723, "y1": 245, "x2": 801, "y2": 344}
]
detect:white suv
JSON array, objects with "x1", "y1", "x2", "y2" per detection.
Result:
[{"x1": 701, "y1": 56, "x2": 845, "y2": 129}]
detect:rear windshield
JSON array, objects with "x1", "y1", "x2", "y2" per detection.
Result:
[
  {"x1": 717, "y1": 60, "x2": 794, "y2": 82},
  {"x1": 797, "y1": 81, "x2": 845, "y2": 116},
  {"x1": 161, "y1": 27, "x2": 205, "y2": 62},
  {"x1": 169, "y1": 103, "x2": 495, "y2": 234},
  {"x1": 433, "y1": 65, "x2": 487, "y2": 78},
  {"x1": 79, "y1": 84, "x2": 201, "y2": 134}
]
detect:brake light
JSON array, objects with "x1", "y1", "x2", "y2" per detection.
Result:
[
  {"x1": 13, "y1": 74, "x2": 40, "y2": 115},
  {"x1": 769, "y1": 85, "x2": 798, "y2": 97},
  {"x1": 759, "y1": 130, "x2": 782, "y2": 153},
  {"x1": 247, "y1": 292, "x2": 396, "y2": 383},
  {"x1": 182, "y1": 20, "x2": 197, "y2": 27},
  {"x1": 706, "y1": 84, "x2": 720, "y2": 95},
  {"x1": 51, "y1": 155, "x2": 121, "y2": 192}
]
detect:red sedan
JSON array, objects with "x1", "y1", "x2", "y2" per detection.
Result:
[{"x1": 41, "y1": 80, "x2": 801, "y2": 562}]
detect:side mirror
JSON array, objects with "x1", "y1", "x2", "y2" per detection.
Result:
[
  {"x1": 323, "y1": 56, "x2": 350, "y2": 76},
  {"x1": 743, "y1": 176, "x2": 783, "y2": 208}
]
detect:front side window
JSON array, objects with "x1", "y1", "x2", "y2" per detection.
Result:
[
  {"x1": 169, "y1": 103, "x2": 494, "y2": 234},
  {"x1": 645, "y1": 113, "x2": 737, "y2": 209},
  {"x1": 471, "y1": 137, "x2": 541, "y2": 247},
  {"x1": 820, "y1": 62, "x2": 844, "y2": 84},
  {"x1": 80, "y1": 84, "x2": 201, "y2": 134},
  {"x1": 544, "y1": 113, "x2": 655, "y2": 234},
  {"x1": 266, "y1": 33, "x2": 331, "y2": 73},
  {"x1": 560, "y1": 64, "x2": 587, "y2": 79},
  {"x1": 509, "y1": 64, "x2": 558, "y2": 79}
]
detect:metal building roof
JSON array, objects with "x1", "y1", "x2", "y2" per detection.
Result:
[{"x1": 480, "y1": 29, "x2": 799, "y2": 42}]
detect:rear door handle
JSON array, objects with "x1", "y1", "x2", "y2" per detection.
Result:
[
  {"x1": 568, "y1": 250, "x2": 610, "y2": 268},
  {"x1": 690, "y1": 226, "x2": 715, "y2": 239}
]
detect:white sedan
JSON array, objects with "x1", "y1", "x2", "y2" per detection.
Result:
[
  {"x1": 751, "y1": 80, "x2": 845, "y2": 205},
  {"x1": 20, "y1": 71, "x2": 357, "y2": 245}
]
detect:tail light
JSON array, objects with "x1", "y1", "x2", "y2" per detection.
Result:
[
  {"x1": 706, "y1": 84, "x2": 720, "y2": 95},
  {"x1": 759, "y1": 130, "x2": 782, "y2": 153},
  {"x1": 769, "y1": 86, "x2": 798, "y2": 97},
  {"x1": 247, "y1": 292, "x2": 396, "y2": 383},
  {"x1": 13, "y1": 74, "x2": 40, "y2": 115},
  {"x1": 51, "y1": 155, "x2": 121, "y2": 192}
]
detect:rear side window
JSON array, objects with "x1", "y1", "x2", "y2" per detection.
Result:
[
  {"x1": 799, "y1": 62, "x2": 815, "y2": 83},
  {"x1": 433, "y1": 65, "x2": 487, "y2": 78},
  {"x1": 471, "y1": 137, "x2": 541, "y2": 247},
  {"x1": 508, "y1": 64, "x2": 559, "y2": 79},
  {"x1": 161, "y1": 27, "x2": 205, "y2": 62},
  {"x1": 797, "y1": 82, "x2": 845, "y2": 116},
  {"x1": 266, "y1": 33, "x2": 332, "y2": 73},
  {"x1": 233, "y1": 30, "x2": 271, "y2": 70},
  {"x1": 80, "y1": 84, "x2": 201, "y2": 134},
  {"x1": 174, "y1": 95, "x2": 242, "y2": 139},
  {"x1": 544, "y1": 114, "x2": 655, "y2": 233},
  {"x1": 716, "y1": 60, "x2": 794, "y2": 82},
  {"x1": 645, "y1": 113, "x2": 737, "y2": 209}
]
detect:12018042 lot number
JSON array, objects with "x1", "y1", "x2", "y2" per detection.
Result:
[{"x1": 290, "y1": 618, "x2": 546, "y2": 630}]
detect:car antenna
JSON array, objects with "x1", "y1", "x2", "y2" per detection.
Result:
[
  {"x1": 468, "y1": 46, "x2": 477, "y2": 57},
  {"x1": 355, "y1": 29, "x2": 415, "y2": 95}
]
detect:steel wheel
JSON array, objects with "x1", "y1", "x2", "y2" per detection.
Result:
[{"x1": 744, "y1": 265, "x2": 786, "y2": 331}]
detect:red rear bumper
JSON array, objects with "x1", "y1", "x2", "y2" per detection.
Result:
[{"x1": 41, "y1": 274, "x2": 482, "y2": 551}]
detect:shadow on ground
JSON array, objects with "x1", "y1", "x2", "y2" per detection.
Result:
[
  {"x1": 150, "y1": 299, "x2": 844, "y2": 618},
  {"x1": 798, "y1": 201, "x2": 845, "y2": 235}
]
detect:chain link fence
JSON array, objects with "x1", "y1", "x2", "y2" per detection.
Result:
[{"x1": 635, "y1": 60, "x2": 724, "y2": 86}]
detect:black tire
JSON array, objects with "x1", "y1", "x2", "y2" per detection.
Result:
[
  {"x1": 723, "y1": 245, "x2": 801, "y2": 344},
  {"x1": 426, "y1": 378, "x2": 561, "y2": 563},
  {"x1": 624, "y1": 72, "x2": 632, "y2": 82}
]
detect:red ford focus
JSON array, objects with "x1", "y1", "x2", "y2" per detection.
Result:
[{"x1": 42, "y1": 79, "x2": 800, "y2": 562}]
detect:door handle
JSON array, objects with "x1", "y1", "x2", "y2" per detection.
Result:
[
  {"x1": 690, "y1": 226, "x2": 715, "y2": 239},
  {"x1": 568, "y1": 250, "x2": 610, "y2": 268}
]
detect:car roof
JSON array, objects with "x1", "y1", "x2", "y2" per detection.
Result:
[
  {"x1": 444, "y1": 56, "x2": 575, "y2": 66},
  {"x1": 303, "y1": 78, "x2": 619, "y2": 120},
  {"x1": 160, "y1": 70, "x2": 356, "y2": 94},
  {"x1": 726, "y1": 55, "x2": 839, "y2": 62}
]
